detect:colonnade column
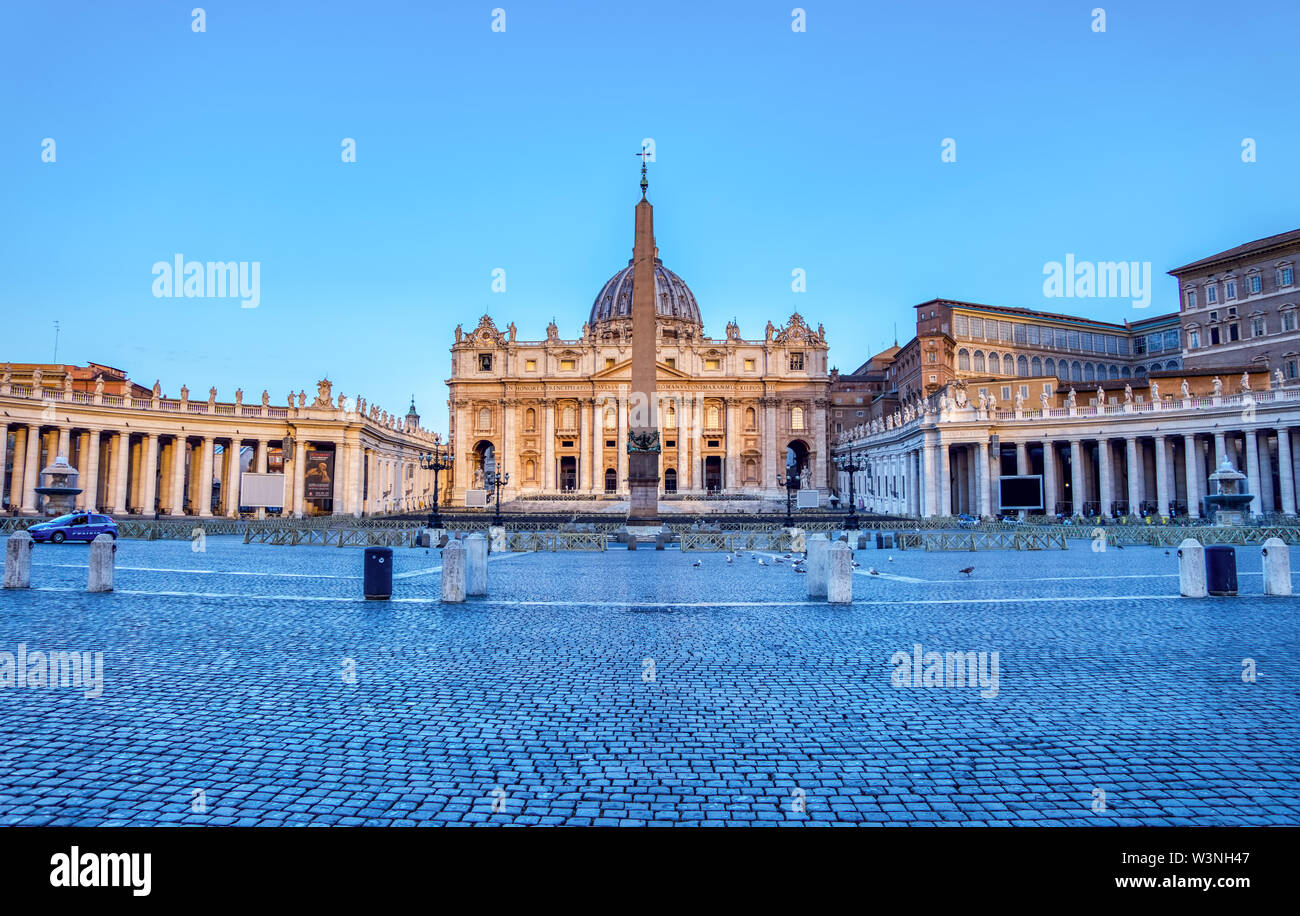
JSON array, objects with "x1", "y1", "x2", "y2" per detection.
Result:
[
  {"x1": 1278, "y1": 427, "x2": 1296, "y2": 516},
  {"x1": 1069, "y1": 439, "x2": 1084, "y2": 518},
  {"x1": 112, "y1": 432, "x2": 131, "y2": 514},
  {"x1": 976, "y1": 439, "x2": 991, "y2": 518},
  {"x1": 1214, "y1": 432, "x2": 1227, "y2": 470},
  {"x1": 1184, "y1": 435, "x2": 1202, "y2": 519},
  {"x1": 225, "y1": 440, "x2": 243, "y2": 516},
  {"x1": 1097, "y1": 439, "x2": 1112, "y2": 519},
  {"x1": 170, "y1": 438, "x2": 188, "y2": 515},
  {"x1": 1043, "y1": 441, "x2": 1057, "y2": 517},
  {"x1": 675, "y1": 394, "x2": 685, "y2": 494},
  {"x1": 140, "y1": 434, "x2": 159, "y2": 516},
  {"x1": 1153, "y1": 435, "x2": 1169, "y2": 519},
  {"x1": 83, "y1": 431, "x2": 102, "y2": 511},
  {"x1": 939, "y1": 443, "x2": 951, "y2": 516},
  {"x1": 616, "y1": 394, "x2": 627, "y2": 494},
  {"x1": 577, "y1": 399, "x2": 590, "y2": 492},
  {"x1": 725, "y1": 399, "x2": 739, "y2": 491},
  {"x1": 1245, "y1": 430, "x2": 1262, "y2": 517},
  {"x1": 1125, "y1": 437, "x2": 1140, "y2": 516},
  {"x1": 922, "y1": 437, "x2": 937, "y2": 517},
  {"x1": 5, "y1": 427, "x2": 25, "y2": 513},
  {"x1": 1257, "y1": 431, "x2": 1275, "y2": 514}
]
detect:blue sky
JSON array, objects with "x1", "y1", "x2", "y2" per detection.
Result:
[{"x1": 3, "y1": 1, "x2": 1297, "y2": 433}]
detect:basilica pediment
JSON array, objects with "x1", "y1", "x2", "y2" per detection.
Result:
[{"x1": 591, "y1": 359, "x2": 691, "y2": 381}]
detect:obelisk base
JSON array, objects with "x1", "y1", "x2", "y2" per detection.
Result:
[{"x1": 627, "y1": 451, "x2": 660, "y2": 525}]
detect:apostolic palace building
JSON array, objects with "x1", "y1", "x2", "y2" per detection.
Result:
[
  {"x1": 445, "y1": 198, "x2": 832, "y2": 506},
  {"x1": 832, "y1": 228, "x2": 1300, "y2": 521}
]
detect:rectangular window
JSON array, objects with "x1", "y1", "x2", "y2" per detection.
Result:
[
  {"x1": 999, "y1": 321, "x2": 1013, "y2": 342},
  {"x1": 1226, "y1": 279, "x2": 1237, "y2": 299},
  {"x1": 1210, "y1": 327, "x2": 1220, "y2": 345},
  {"x1": 789, "y1": 353, "x2": 804, "y2": 370},
  {"x1": 1185, "y1": 290, "x2": 1197, "y2": 309},
  {"x1": 1147, "y1": 333, "x2": 1164, "y2": 353},
  {"x1": 968, "y1": 317, "x2": 982, "y2": 339},
  {"x1": 478, "y1": 353, "x2": 493, "y2": 371},
  {"x1": 1027, "y1": 325, "x2": 1040, "y2": 345},
  {"x1": 665, "y1": 358, "x2": 675, "y2": 369},
  {"x1": 1252, "y1": 317, "x2": 1266, "y2": 337},
  {"x1": 1106, "y1": 335, "x2": 1118, "y2": 355},
  {"x1": 1013, "y1": 324, "x2": 1027, "y2": 344},
  {"x1": 606, "y1": 439, "x2": 616, "y2": 448},
  {"x1": 1281, "y1": 266, "x2": 1294, "y2": 286},
  {"x1": 705, "y1": 358, "x2": 720, "y2": 370},
  {"x1": 1229, "y1": 323, "x2": 1240, "y2": 342},
  {"x1": 1249, "y1": 275, "x2": 1262, "y2": 294},
  {"x1": 1206, "y1": 285, "x2": 1218, "y2": 304},
  {"x1": 1001, "y1": 386, "x2": 1011, "y2": 400},
  {"x1": 1134, "y1": 337, "x2": 1147, "y2": 355},
  {"x1": 1116, "y1": 338, "x2": 1129, "y2": 355},
  {"x1": 560, "y1": 358, "x2": 576, "y2": 371},
  {"x1": 1067, "y1": 331, "x2": 1080, "y2": 350},
  {"x1": 1055, "y1": 330, "x2": 1068, "y2": 349},
  {"x1": 744, "y1": 358, "x2": 755, "y2": 371},
  {"x1": 1284, "y1": 312, "x2": 1297, "y2": 331},
  {"x1": 1189, "y1": 330, "x2": 1200, "y2": 348},
  {"x1": 1163, "y1": 330, "x2": 1179, "y2": 350},
  {"x1": 954, "y1": 315, "x2": 968, "y2": 337},
  {"x1": 525, "y1": 359, "x2": 536, "y2": 371},
  {"x1": 928, "y1": 352, "x2": 936, "y2": 363},
  {"x1": 1289, "y1": 360, "x2": 1299, "y2": 380},
  {"x1": 605, "y1": 358, "x2": 615, "y2": 368}
]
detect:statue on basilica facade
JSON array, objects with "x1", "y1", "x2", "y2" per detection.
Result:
[
  {"x1": 154, "y1": 380, "x2": 163, "y2": 398},
  {"x1": 1066, "y1": 388, "x2": 1077, "y2": 408},
  {"x1": 208, "y1": 386, "x2": 218, "y2": 406},
  {"x1": 261, "y1": 389, "x2": 270, "y2": 407},
  {"x1": 1149, "y1": 379, "x2": 1159, "y2": 402},
  {"x1": 1181, "y1": 379, "x2": 1191, "y2": 399},
  {"x1": 455, "y1": 324, "x2": 463, "y2": 343},
  {"x1": 546, "y1": 320, "x2": 559, "y2": 342},
  {"x1": 95, "y1": 375, "x2": 105, "y2": 396},
  {"x1": 1240, "y1": 371, "x2": 1251, "y2": 392},
  {"x1": 1212, "y1": 376, "x2": 1223, "y2": 397},
  {"x1": 765, "y1": 321, "x2": 775, "y2": 342}
]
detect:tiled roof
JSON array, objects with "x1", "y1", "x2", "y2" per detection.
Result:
[{"x1": 1169, "y1": 228, "x2": 1300, "y2": 275}]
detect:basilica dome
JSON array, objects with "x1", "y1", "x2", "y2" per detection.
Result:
[{"x1": 589, "y1": 258, "x2": 702, "y2": 328}]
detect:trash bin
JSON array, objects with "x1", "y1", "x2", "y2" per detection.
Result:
[
  {"x1": 364, "y1": 546, "x2": 394, "y2": 600},
  {"x1": 1204, "y1": 545, "x2": 1237, "y2": 597}
]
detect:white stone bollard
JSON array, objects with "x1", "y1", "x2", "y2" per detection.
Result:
[
  {"x1": 1261, "y1": 537, "x2": 1292, "y2": 596},
  {"x1": 441, "y1": 540, "x2": 467, "y2": 603},
  {"x1": 3, "y1": 531, "x2": 33, "y2": 589},
  {"x1": 828, "y1": 542, "x2": 853, "y2": 604},
  {"x1": 1177, "y1": 538, "x2": 1207, "y2": 598},
  {"x1": 489, "y1": 525, "x2": 506, "y2": 552},
  {"x1": 807, "y1": 534, "x2": 829, "y2": 598},
  {"x1": 87, "y1": 534, "x2": 116, "y2": 593},
  {"x1": 466, "y1": 533, "x2": 488, "y2": 597}
]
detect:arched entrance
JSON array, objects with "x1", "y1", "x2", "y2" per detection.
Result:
[
  {"x1": 472, "y1": 440, "x2": 495, "y2": 489},
  {"x1": 786, "y1": 440, "x2": 810, "y2": 485},
  {"x1": 559, "y1": 456, "x2": 577, "y2": 491},
  {"x1": 704, "y1": 455, "x2": 722, "y2": 492},
  {"x1": 664, "y1": 467, "x2": 677, "y2": 494}
]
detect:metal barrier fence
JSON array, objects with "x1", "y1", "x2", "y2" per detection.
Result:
[
  {"x1": 503, "y1": 531, "x2": 607, "y2": 552},
  {"x1": 680, "y1": 531, "x2": 796, "y2": 552}
]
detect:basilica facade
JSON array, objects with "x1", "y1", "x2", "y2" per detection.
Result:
[{"x1": 446, "y1": 216, "x2": 832, "y2": 505}]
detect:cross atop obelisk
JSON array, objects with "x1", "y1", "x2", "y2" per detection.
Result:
[{"x1": 626, "y1": 152, "x2": 660, "y2": 524}]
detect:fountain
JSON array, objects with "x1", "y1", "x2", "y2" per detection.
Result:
[
  {"x1": 1204, "y1": 459, "x2": 1252, "y2": 526},
  {"x1": 34, "y1": 455, "x2": 83, "y2": 517}
]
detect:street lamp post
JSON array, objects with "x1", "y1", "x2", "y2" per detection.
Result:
[
  {"x1": 835, "y1": 450, "x2": 868, "y2": 530},
  {"x1": 418, "y1": 434, "x2": 454, "y2": 529},
  {"x1": 487, "y1": 467, "x2": 510, "y2": 527},
  {"x1": 775, "y1": 469, "x2": 800, "y2": 527}
]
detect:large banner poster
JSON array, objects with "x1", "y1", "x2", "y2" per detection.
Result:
[{"x1": 303, "y1": 449, "x2": 335, "y2": 500}]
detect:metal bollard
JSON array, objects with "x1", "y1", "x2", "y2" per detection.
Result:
[
  {"x1": 1204, "y1": 545, "x2": 1237, "y2": 597},
  {"x1": 828, "y1": 541, "x2": 853, "y2": 604},
  {"x1": 441, "y1": 540, "x2": 467, "y2": 603},
  {"x1": 1261, "y1": 537, "x2": 1292, "y2": 596},
  {"x1": 1176, "y1": 538, "x2": 1206, "y2": 598},
  {"x1": 3, "y1": 531, "x2": 33, "y2": 589},
  {"x1": 466, "y1": 534, "x2": 488, "y2": 596},
  {"x1": 87, "y1": 534, "x2": 115, "y2": 593},
  {"x1": 807, "y1": 534, "x2": 829, "y2": 598}
]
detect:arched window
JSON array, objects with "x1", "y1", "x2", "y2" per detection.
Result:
[
  {"x1": 744, "y1": 407, "x2": 756, "y2": 430},
  {"x1": 562, "y1": 405, "x2": 575, "y2": 428},
  {"x1": 707, "y1": 405, "x2": 721, "y2": 428},
  {"x1": 525, "y1": 459, "x2": 536, "y2": 481},
  {"x1": 986, "y1": 351, "x2": 998, "y2": 373},
  {"x1": 1031, "y1": 357, "x2": 1042, "y2": 376},
  {"x1": 1071, "y1": 361, "x2": 1083, "y2": 382},
  {"x1": 478, "y1": 407, "x2": 491, "y2": 429},
  {"x1": 665, "y1": 403, "x2": 676, "y2": 425},
  {"x1": 1121, "y1": 366, "x2": 1131, "y2": 378},
  {"x1": 1135, "y1": 366, "x2": 1147, "y2": 377},
  {"x1": 604, "y1": 468, "x2": 617, "y2": 493},
  {"x1": 524, "y1": 407, "x2": 536, "y2": 431},
  {"x1": 1165, "y1": 360, "x2": 1178, "y2": 370},
  {"x1": 958, "y1": 348, "x2": 970, "y2": 371},
  {"x1": 664, "y1": 468, "x2": 677, "y2": 493},
  {"x1": 790, "y1": 406, "x2": 805, "y2": 430},
  {"x1": 1046, "y1": 358, "x2": 1057, "y2": 378},
  {"x1": 1109, "y1": 365, "x2": 1119, "y2": 380},
  {"x1": 604, "y1": 407, "x2": 616, "y2": 429},
  {"x1": 973, "y1": 351, "x2": 986, "y2": 372},
  {"x1": 1084, "y1": 363, "x2": 1096, "y2": 382},
  {"x1": 1003, "y1": 354, "x2": 1014, "y2": 375},
  {"x1": 1017, "y1": 355, "x2": 1029, "y2": 377}
]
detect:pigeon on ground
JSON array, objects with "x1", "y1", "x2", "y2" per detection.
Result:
[
  {"x1": 959, "y1": 566, "x2": 975, "y2": 576},
  {"x1": 851, "y1": 560, "x2": 861, "y2": 569},
  {"x1": 757, "y1": 558, "x2": 766, "y2": 566},
  {"x1": 1115, "y1": 543, "x2": 1125, "y2": 550},
  {"x1": 693, "y1": 559, "x2": 702, "y2": 568},
  {"x1": 1164, "y1": 549, "x2": 1171, "y2": 556},
  {"x1": 888, "y1": 556, "x2": 894, "y2": 562},
  {"x1": 868, "y1": 567, "x2": 880, "y2": 576},
  {"x1": 726, "y1": 555, "x2": 733, "y2": 563}
]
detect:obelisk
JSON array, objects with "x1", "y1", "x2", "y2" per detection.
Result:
[{"x1": 626, "y1": 156, "x2": 660, "y2": 525}]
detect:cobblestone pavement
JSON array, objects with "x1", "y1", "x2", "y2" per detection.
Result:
[{"x1": 0, "y1": 535, "x2": 1297, "y2": 826}]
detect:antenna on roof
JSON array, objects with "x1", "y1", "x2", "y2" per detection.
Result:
[{"x1": 52, "y1": 320, "x2": 60, "y2": 364}]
